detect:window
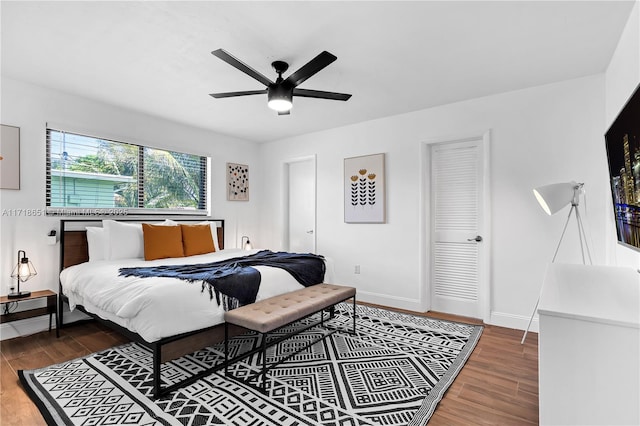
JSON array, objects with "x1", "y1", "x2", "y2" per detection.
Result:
[{"x1": 46, "y1": 128, "x2": 208, "y2": 215}]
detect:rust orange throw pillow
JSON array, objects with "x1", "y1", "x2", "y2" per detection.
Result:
[
  {"x1": 142, "y1": 223, "x2": 184, "y2": 261},
  {"x1": 181, "y1": 224, "x2": 215, "y2": 256}
]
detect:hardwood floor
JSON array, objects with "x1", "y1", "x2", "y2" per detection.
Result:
[
  {"x1": 427, "y1": 312, "x2": 539, "y2": 425},
  {"x1": 0, "y1": 311, "x2": 538, "y2": 425}
]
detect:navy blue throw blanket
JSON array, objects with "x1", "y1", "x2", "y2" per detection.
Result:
[{"x1": 118, "y1": 250, "x2": 325, "y2": 310}]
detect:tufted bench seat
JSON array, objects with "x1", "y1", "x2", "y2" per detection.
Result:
[
  {"x1": 225, "y1": 283, "x2": 356, "y2": 333},
  {"x1": 224, "y1": 283, "x2": 356, "y2": 389}
]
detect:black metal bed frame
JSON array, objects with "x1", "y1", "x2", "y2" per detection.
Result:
[{"x1": 57, "y1": 218, "x2": 227, "y2": 399}]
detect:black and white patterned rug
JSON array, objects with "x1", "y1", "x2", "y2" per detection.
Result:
[{"x1": 19, "y1": 304, "x2": 482, "y2": 426}]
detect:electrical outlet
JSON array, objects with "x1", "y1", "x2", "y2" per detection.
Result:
[{"x1": 354, "y1": 265, "x2": 360, "y2": 274}]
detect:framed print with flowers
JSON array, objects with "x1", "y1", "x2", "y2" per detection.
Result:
[
  {"x1": 344, "y1": 153, "x2": 385, "y2": 223},
  {"x1": 227, "y1": 162, "x2": 249, "y2": 201}
]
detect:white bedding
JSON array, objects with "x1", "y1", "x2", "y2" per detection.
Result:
[{"x1": 60, "y1": 249, "x2": 325, "y2": 342}]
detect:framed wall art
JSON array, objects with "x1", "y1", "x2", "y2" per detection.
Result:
[
  {"x1": 605, "y1": 81, "x2": 640, "y2": 252},
  {"x1": 344, "y1": 153, "x2": 385, "y2": 223},
  {"x1": 0, "y1": 124, "x2": 20, "y2": 190},
  {"x1": 227, "y1": 162, "x2": 249, "y2": 201}
]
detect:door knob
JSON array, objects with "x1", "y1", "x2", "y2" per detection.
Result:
[
  {"x1": 467, "y1": 235, "x2": 483, "y2": 242},
  {"x1": 306, "y1": 230, "x2": 314, "y2": 234}
]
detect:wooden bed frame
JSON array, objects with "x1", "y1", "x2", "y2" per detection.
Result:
[{"x1": 58, "y1": 218, "x2": 247, "y2": 399}]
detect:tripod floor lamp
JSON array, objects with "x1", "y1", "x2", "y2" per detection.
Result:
[{"x1": 521, "y1": 181, "x2": 592, "y2": 344}]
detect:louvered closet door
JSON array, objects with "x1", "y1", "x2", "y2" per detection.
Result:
[{"x1": 431, "y1": 139, "x2": 485, "y2": 318}]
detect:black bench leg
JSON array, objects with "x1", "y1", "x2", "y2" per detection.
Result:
[
  {"x1": 353, "y1": 296, "x2": 356, "y2": 334},
  {"x1": 261, "y1": 333, "x2": 267, "y2": 391}
]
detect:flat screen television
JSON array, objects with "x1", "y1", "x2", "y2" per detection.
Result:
[{"x1": 605, "y1": 82, "x2": 640, "y2": 252}]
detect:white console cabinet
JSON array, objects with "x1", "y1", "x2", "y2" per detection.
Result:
[{"x1": 538, "y1": 264, "x2": 640, "y2": 426}]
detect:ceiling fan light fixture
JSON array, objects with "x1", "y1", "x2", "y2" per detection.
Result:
[
  {"x1": 267, "y1": 86, "x2": 293, "y2": 112},
  {"x1": 268, "y1": 98, "x2": 292, "y2": 112}
]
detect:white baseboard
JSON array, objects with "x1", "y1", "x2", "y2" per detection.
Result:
[
  {"x1": 356, "y1": 290, "x2": 425, "y2": 313},
  {"x1": 489, "y1": 311, "x2": 539, "y2": 333},
  {"x1": 0, "y1": 309, "x2": 89, "y2": 341},
  {"x1": 353, "y1": 292, "x2": 537, "y2": 333},
  {"x1": 1, "y1": 315, "x2": 55, "y2": 341},
  {"x1": 0, "y1": 297, "x2": 537, "y2": 341}
]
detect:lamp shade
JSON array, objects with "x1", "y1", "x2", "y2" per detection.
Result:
[
  {"x1": 9, "y1": 250, "x2": 36, "y2": 299},
  {"x1": 10, "y1": 252, "x2": 37, "y2": 282},
  {"x1": 533, "y1": 181, "x2": 581, "y2": 215}
]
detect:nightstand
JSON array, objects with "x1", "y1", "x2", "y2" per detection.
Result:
[{"x1": 0, "y1": 290, "x2": 58, "y2": 337}]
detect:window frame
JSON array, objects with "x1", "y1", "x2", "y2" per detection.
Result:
[{"x1": 45, "y1": 127, "x2": 210, "y2": 216}]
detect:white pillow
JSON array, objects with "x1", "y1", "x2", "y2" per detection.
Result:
[
  {"x1": 86, "y1": 227, "x2": 106, "y2": 261},
  {"x1": 102, "y1": 220, "x2": 144, "y2": 260},
  {"x1": 198, "y1": 221, "x2": 221, "y2": 252},
  {"x1": 164, "y1": 219, "x2": 221, "y2": 251}
]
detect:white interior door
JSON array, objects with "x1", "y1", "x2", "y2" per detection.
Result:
[
  {"x1": 430, "y1": 138, "x2": 488, "y2": 319},
  {"x1": 288, "y1": 158, "x2": 316, "y2": 253}
]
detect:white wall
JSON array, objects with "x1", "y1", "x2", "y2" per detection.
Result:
[
  {"x1": 0, "y1": 78, "x2": 260, "y2": 338},
  {"x1": 3, "y1": 1, "x2": 638, "y2": 337},
  {"x1": 258, "y1": 75, "x2": 608, "y2": 330},
  {"x1": 605, "y1": 0, "x2": 640, "y2": 270}
]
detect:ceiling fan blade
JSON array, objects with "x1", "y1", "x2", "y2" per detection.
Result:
[
  {"x1": 209, "y1": 89, "x2": 267, "y2": 99},
  {"x1": 284, "y1": 51, "x2": 337, "y2": 88},
  {"x1": 278, "y1": 110, "x2": 290, "y2": 116},
  {"x1": 211, "y1": 49, "x2": 273, "y2": 87},
  {"x1": 293, "y1": 88, "x2": 351, "y2": 101}
]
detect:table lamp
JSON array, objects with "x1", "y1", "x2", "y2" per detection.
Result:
[
  {"x1": 241, "y1": 236, "x2": 252, "y2": 250},
  {"x1": 9, "y1": 250, "x2": 37, "y2": 299}
]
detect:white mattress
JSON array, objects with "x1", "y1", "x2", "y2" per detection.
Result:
[{"x1": 60, "y1": 249, "x2": 328, "y2": 342}]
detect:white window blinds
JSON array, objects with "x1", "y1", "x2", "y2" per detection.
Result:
[{"x1": 46, "y1": 128, "x2": 208, "y2": 215}]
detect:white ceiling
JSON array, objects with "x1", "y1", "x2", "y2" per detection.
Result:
[{"x1": 1, "y1": 1, "x2": 635, "y2": 143}]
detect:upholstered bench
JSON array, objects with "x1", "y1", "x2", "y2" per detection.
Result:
[{"x1": 224, "y1": 283, "x2": 356, "y2": 389}]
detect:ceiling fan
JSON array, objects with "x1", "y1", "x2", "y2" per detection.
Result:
[{"x1": 209, "y1": 49, "x2": 352, "y2": 115}]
